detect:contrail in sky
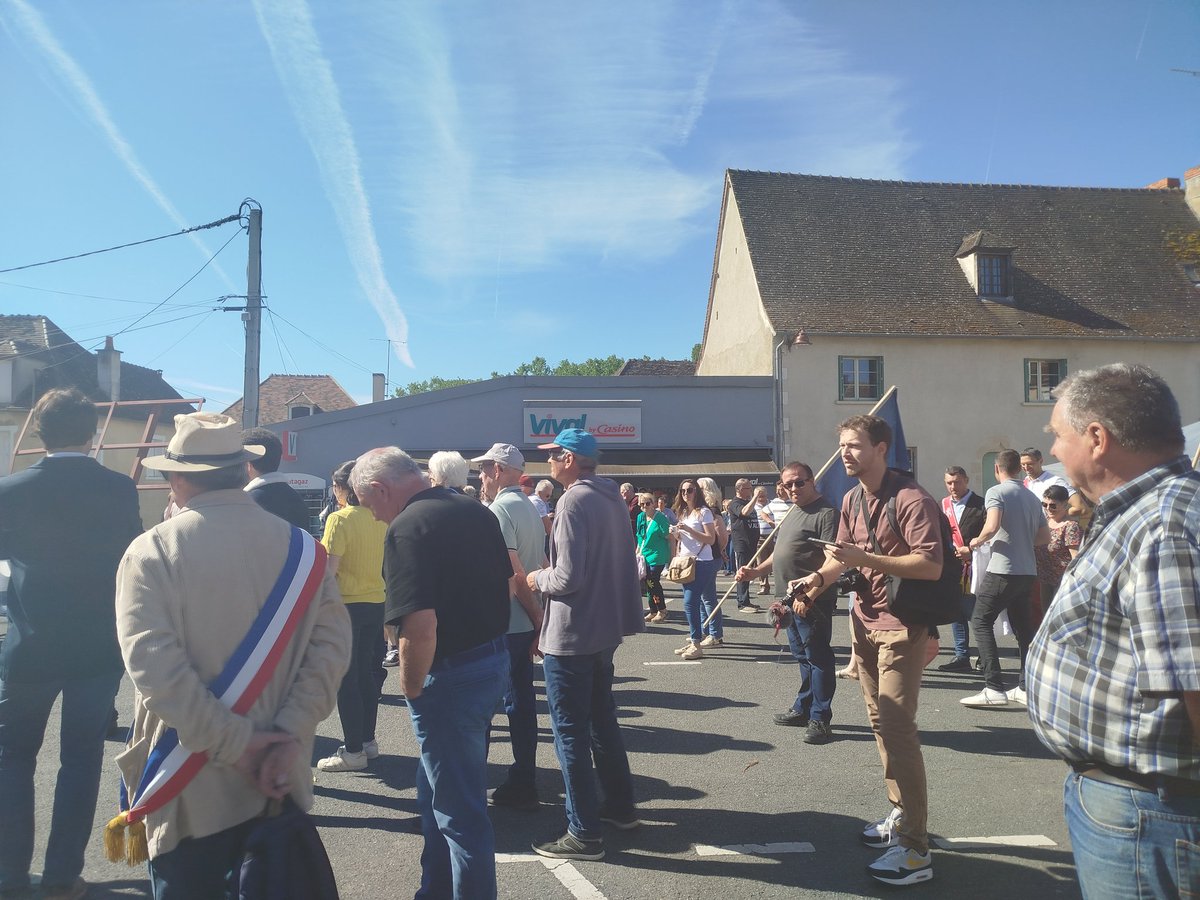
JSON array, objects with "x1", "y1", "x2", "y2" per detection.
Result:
[
  {"x1": 251, "y1": 0, "x2": 413, "y2": 367},
  {"x1": 3, "y1": 0, "x2": 235, "y2": 287}
]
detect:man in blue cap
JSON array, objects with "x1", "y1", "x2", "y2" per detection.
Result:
[{"x1": 525, "y1": 428, "x2": 644, "y2": 861}]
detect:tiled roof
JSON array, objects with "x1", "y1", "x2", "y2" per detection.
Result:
[
  {"x1": 723, "y1": 171, "x2": 1200, "y2": 339},
  {"x1": 616, "y1": 358, "x2": 696, "y2": 376},
  {"x1": 223, "y1": 374, "x2": 356, "y2": 425},
  {"x1": 0, "y1": 315, "x2": 192, "y2": 417}
]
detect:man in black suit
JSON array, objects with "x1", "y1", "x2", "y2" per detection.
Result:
[
  {"x1": 241, "y1": 428, "x2": 311, "y2": 529},
  {"x1": 0, "y1": 388, "x2": 143, "y2": 900},
  {"x1": 937, "y1": 466, "x2": 986, "y2": 672}
]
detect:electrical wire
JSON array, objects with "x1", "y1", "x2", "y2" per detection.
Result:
[
  {"x1": 146, "y1": 309, "x2": 219, "y2": 364},
  {"x1": 0, "y1": 278, "x2": 223, "y2": 309},
  {"x1": 0, "y1": 214, "x2": 242, "y2": 275},
  {"x1": 264, "y1": 307, "x2": 374, "y2": 375},
  {"x1": 265, "y1": 305, "x2": 293, "y2": 375}
]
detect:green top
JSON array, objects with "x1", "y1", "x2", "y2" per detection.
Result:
[{"x1": 636, "y1": 510, "x2": 671, "y2": 566}]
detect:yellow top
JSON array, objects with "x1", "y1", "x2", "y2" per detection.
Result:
[{"x1": 321, "y1": 504, "x2": 387, "y2": 604}]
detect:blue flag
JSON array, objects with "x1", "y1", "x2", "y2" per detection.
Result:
[{"x1": 814, "y1": 389, "x2": 909, "y2": 511}]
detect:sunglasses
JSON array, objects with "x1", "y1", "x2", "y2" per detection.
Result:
[
  {"x1": 782, "y1": 478, "x2": 809, "y2": 490},
  {"x1": 1042, "y1": 502, "x2": 1058, "y2": 509},
  {"x1": 547, "y1": 451, "x2": 566, "y2": 462},
  {"x1": 681, "y1": 485, "x2": 697, "y2": 493}
]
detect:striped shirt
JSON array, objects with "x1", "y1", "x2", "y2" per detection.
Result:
[{"x1": 1026, "y1": 456, "x2": 1200, "y2": 779}]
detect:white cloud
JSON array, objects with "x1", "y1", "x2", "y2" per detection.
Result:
[
  {"x1": 2, "y1": 0, "x2": 235, "y2": 286},
  {"x1": 251, "y1": 0, "x2": 414, "y2": 368}
]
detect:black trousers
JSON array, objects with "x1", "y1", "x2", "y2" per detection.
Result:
[{"x1": 970, "y1": 572, "x2": 1036, "y2": 692}]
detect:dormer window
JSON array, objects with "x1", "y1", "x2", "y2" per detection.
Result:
[
  {"x1": 955, "y1": 230, "x2": 1016, "y2": 301},
  {"x1": 288, "y1": 404, "x2": 312, "y2": 418}
]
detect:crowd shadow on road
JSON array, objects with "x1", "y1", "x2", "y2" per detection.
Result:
[
  {"x1": 920, "y1": 724, "x2": 1058, "y2": 760},
  {"x1": 55, "y1": 878, "x2": 150, "y2": 898}
]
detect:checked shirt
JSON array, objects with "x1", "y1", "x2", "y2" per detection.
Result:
[{"x1": 1026, "y1": 456, "x2": 1200, "y2": 779}]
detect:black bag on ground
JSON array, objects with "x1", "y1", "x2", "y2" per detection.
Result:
[
  {"x1": 236, "y1": 797, "x2": 339, "y2": 900},
  {"x1": 854, "y1": 486, "x2": 963, "y2": 626}
]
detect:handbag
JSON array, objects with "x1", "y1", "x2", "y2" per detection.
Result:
[
  {"x1": 635, "y1": 551, "x2": 648, "y2": 581},
  {"x1": 855, "y1": 486, "x2": 963, "y2": 626},
  {"x1": 665, "y1": 555, "x2": 696, "y2": 584},
  {"x1": 235, "y1": 797, "x2": 340, "y2": 900}
]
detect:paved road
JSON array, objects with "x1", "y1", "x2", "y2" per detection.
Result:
[{"x1": 14, "y1": 579, "x2": 1081, "y2": 898}]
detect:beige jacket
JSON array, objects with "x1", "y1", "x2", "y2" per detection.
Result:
[{"x1": 115, "y1": 489, "x2": 350, "y2": 859}]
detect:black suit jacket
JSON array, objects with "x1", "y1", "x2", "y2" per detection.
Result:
[
  {"x1": 950, "y1": 491, "x2": 987, "y2": 545},
  {"x1": 0, "y1": 456, "x2": 142, "y2": 682},
  {"x1": 247, "y1": 479, "x2": 312, "y2": 530}
]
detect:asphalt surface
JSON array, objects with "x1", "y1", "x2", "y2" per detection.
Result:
[{"x1": 11, "y1": 578, "x2": 1082, "y2": 899}]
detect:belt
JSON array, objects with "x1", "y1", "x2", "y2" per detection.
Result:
[
  {"x1": 1071, "y1": 761, "x2": 1200, "y2": 798},
  {"x1": 430, "y1": 636, "x2": 507, "y2": 672}
]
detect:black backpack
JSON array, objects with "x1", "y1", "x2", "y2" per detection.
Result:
[{"x1": 235, "y1": 798, "x2": 339, "y2": 900}]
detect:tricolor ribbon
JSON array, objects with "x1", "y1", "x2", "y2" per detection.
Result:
[{"x1": 106, "y1": 527, "x2": 326, "y2": 864}]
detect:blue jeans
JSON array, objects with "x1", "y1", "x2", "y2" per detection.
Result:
[
  {"x1": 950, "y1": 592, "x2": 976, "y2": 660},
  {"x1": 407, "y1": 644, "x2": 509, "y2": 899},
  {"x1": 147, "y1": 820, "x2": 255, "y2": 900},
  {"x1": 682, "y1": 557, "x2": 721, "y2": 643},
  {"x1": 0, "y1": 670, "x2": 122, "y2": 892},
  {"x1": 500, "y1": 630, "x2": 538, "y2": 789},
  {"x1": 336, "y1": 602, "x2": 385, "y2": 753},
  {"x1": 784, "y1": 594, "x2": 836, "y2": 723},
  {"x1": 1063, "y1": 771, "x2": 1200, "y2": 899},
  {"x1": 541, "y1": 647, "x2": 635, "y2": 841}
]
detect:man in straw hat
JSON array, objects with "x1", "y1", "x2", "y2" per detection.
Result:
[
  {"x1": 111, "y1": 413, "x2": 350, "y2": 897},
  {"x1": 0, "y1": 388, "x2": 143, "y2": 900}
]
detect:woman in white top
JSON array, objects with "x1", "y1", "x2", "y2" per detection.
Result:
[{"x1": 670, "y1": 478, "x2": 722, "y2": 659}]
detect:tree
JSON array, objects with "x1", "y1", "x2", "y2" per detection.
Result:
[
  {"x1": 690, "y1": 342, "x2": 702, "y2": 363},
  {"x1": 393, "y1": 354, "x2": 626, "y2": 397},
  {"x1": 393, "y1": 376, "x2": 477, "y2": 397}
]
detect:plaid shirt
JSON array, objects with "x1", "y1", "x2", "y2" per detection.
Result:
[{"x1": 1027, "y1": 456, "x2": 1200, "y2": 779}]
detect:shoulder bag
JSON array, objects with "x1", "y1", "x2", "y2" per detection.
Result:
[{"x1": 665, "y1": 555, "x2": 696, "y2": 584}]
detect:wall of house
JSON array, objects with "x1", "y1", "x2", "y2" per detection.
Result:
[
  {"x1": 695, "y1": 191, "x2": 776, "y2": 377},
  {"x1": 778, "y1": 335, "x2": 1200, "y2": 491}
]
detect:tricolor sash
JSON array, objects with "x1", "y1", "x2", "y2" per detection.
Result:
[
  {"x1": 941, "y1": 496, "x2": 971, "y2": 592},
  {"x1": 105, "y1": 526, "x2": 326, "y2": 864}
]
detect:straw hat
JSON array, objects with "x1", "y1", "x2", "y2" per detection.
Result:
[{"x1": 142, "y1": 413, "x2": 266, "y2": 473}]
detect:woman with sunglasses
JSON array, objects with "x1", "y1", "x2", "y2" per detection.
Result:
[
  {"x1": 670, "y1": 479, "x2": 723, "y2": 659},
  {"x1": 1033, "y1": 484, "x2": 1082, "y2": 625},
  {"x1": 635, "y1": 493, "x2": 671, "y2": 622}
]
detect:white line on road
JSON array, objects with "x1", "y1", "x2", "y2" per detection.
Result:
[
  {"x1": 495, "y1": 854, "x2": 608, "y2": 899},
  {"x1": 934, "y1": 835, "x2": 1057, "y2": 850},
  {"x1": 643, "y1": 661, "x2": 702, "y2": 666},
  {"x1": 694, "y1": 842, "x2": 816, "y2": 856}
]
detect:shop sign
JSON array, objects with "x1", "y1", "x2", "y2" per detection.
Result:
[{"x1": 524, "y1": 406, "x2": 641, "y2": 444}]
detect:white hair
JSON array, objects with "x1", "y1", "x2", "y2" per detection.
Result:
[
  {"x1": 351, "y1": 447, "x2": 425, "y2": 496},
  {"x1": 428, "y1": 450, "x2": 469, "y2": 489},
  {"x1": 536, "y1": 479, "x2": 554, "y2": 496},
  {"x1": 696, "y1": 476, "x2": 722, "y2": 509}
]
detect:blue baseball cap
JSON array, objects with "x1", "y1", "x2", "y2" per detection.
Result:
[{"x1": 538, "y1": 427, "x2": 598, "y2": 458}]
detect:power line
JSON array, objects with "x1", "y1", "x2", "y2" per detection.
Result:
[
  {"x1": 147, "y1": 309, "x2": 219, "y2": 364},
  {"x1": 0, "y1": 213, "x2": 242, "y2": 275},
  {"x1": 264, "y1": 307, "x2": 374, "y2": 376},
  {"x1": 0, "y1": 278, "x2": 224, "y2": 309}
]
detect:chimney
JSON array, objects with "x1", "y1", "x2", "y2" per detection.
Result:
[
  {"x1": 372, "y1": 372, "x2": 386, "y2": 403},
  {"x1": 1186, "y1": 166, "x2": 1200, "y2": 221},
  {"x1": 1144, "y1": 177, "x2": 1181, "y2": 190},
  {"x1": 97, "y1": 336, "x2": 121, "y2": 402}
]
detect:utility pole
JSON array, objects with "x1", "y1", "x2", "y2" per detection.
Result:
[{"x1": 242, "y1": 204, "x2": 263, "y2": 429}]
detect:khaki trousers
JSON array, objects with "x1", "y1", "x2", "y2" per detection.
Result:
[{"x1": 853, "y1": 612, "x2": 930, "y2": 853}]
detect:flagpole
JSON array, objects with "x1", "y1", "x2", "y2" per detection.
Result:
[{"x1": 699, "y1": 385, "x2": 899, "y2": 629}]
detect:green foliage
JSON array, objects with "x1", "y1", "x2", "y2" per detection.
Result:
[
  {"x1": 393, "y1": 355, "x2": 626, "y2": 397},
  {"x1": 690, "y1": 342, "x2": 702, "y2": 363},
  {"x1": 1165, "y1": 229, "x2": 1200, "y2": 262}
]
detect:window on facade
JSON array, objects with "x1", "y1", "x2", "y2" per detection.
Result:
[
  {"x1": 1025, "y1": 359, "x2": 1067, "y2": 403},
  {"x1": 289, "y1": 405, "x2": 312, "y2": 419},
  {"x1": 839, "y1": 356, "x2": 883, "y2": 401},
  {"x1": 977, "y1": 253, "x2": 1012, "y2": 297}
]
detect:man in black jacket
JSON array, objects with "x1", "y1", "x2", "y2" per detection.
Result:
[
  {"x1": 242, "y1": 428, "x2": 310, "y2": 529},
  {"x1": 936, "y1": 466, "x2": 986, "y2": 672},
  {"x1": 0, "y1": 389, "x2": 143, "y2": 900}
]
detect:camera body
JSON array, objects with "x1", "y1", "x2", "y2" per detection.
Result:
[{"x1": 835, "y1": 568, "x2": 872, "y2": 595}]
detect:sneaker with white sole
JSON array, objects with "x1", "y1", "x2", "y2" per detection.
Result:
[
  {"x1": 866, "y1": 845, "x2": 933, "y2": 886},
  {"x1": 960, "y1": 688, "x2": 1009, "y2": 708},
  {"x1": 382, "y1": 648, "x2": 399, "y2": 667},
  {"x1": 532, "y1": 832, "x2": 605, "y2": 861},
  {"x1": 861, "y1": 806, "x2": 903, "y2": 848},
  {"x1": 1005, "y1": 686, "x2": 1027, "y2": 704},
  {"x1": 698, "y1": 635, "x2": 723, "y2": 648},
  {"x1": 680, "y1": 644, "x2": 704, "y2": 660},
  {"x1": 316, "y1": 747, "x2": 368, "y2": 772},
  {"x1": 362, "y1": 739, "x2": 380, "y2": 759},
  {"x1": 673, "y1": 641, "x2": 695, "y2": 656}
]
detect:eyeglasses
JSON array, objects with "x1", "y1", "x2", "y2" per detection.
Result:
[{"x1": 782, "y1": 478, "x2": 809, "y2": 490}]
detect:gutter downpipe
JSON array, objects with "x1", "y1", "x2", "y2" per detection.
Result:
[{"x1": 772, "y1": 335, "x2": 787, "y2": 468}]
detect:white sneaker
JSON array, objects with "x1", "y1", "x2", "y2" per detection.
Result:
[
  {"x1": 673, "y1": 642, "x2": 695, "y2": 656},
  {"x1": 698, "y1": 635, "x2": 723, "y2": 648},
  {"x1": 362, "y1": 739, "x2": 380, "y2": 759},
  {"x1": 680, "y1": 644, "x2": 704, "y2": 660},
  {"x1": 1005, "y1": 686, "x2": 1027, "y2": 705},
  {"x1": 316, "y1": 747, "x2": 368, "y2": 772},
  {"x1": 866, "y1": 845, "x2": 933, "y2": 886},
  {"x1": 960, "y1": 688, "x2": 1009, "y2": 708},
  {"x1": 861, "y1": 806, "x2": 903, "y2": 848}
]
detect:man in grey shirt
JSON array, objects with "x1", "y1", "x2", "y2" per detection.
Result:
[{"x1": 961, "y1": 449, "x2": 1050, "y2": 708}]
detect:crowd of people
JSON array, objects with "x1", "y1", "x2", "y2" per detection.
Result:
[{"x1": 0, "y1": 360, "x2": 1196, "y2": 899}]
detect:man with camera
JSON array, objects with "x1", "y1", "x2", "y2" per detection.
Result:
[
  {"x1": 736, "y1": 462, "x2": 837, "y2": 744},
  {"x1": 789, "y1": 415, "x2": 943, "y2": 887}
]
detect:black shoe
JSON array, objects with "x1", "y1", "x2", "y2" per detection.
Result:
[
  {"x1": 773, "y1": 709, "x2": 809, "y2": 727},
  {"x1": 532, "y1": 832, "x2": 605, "y2": 861},
  {"x1": 802, "y1": 720, "x2": 833, "y2": 745},
  {"x1": 738, "y1": 603, "x2": 764, "y2": 613},
  {"x1": 489, "y1": 782, "x2": 540, "y2": 811},
  {"x1": 937, "y1": 657, "x2": 973, "y2": 673},
  {"x1": 598, "y1": 805, "x2": 641, "y2": 831}
]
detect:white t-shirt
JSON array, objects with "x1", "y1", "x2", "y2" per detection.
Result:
[
  {"x1": 1023, "y1": 470, "x2": 1071, "y2": 501},
  {"x1": 677, "y1": 507, "x2": 715, "y2": 561}
]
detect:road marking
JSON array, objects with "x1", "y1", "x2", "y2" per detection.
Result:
[
  {"x1": 694, "y1": 842, "x2": 815, "y2": 856},
  {"x1": 643, "y1": 661, "x2": 702, "y2": 666},
  {"x1": 934, "y1": 835, "x2": 1057, "y2": 850},
  {"x1": 496, "y1": 854, "x2": 608, "y2": 899}
]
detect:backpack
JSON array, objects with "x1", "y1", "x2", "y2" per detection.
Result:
[{"x1": 235, "y1": 798, "x2": 339, "y2": 900}]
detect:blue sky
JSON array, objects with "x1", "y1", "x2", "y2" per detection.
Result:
[{"x1": 2, "y1": 0, "x2": 1197, "y2": 408}]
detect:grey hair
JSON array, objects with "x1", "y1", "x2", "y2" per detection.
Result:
[
  {"x1": 1053, "y1": 363, "x2": 1183, "y2": 455},
  {"x1": 696, "y1": 476, "x2": 722, "y2": 509},
  {"x1": 351, "y1": 447, "x2": 424, "y2": 496},
  {"x1": 945, "y1": 465, "x2": 968, "y2": 478},
  {"x1": 428, "y1": 450, "x2": 469, "y2": 489},
  {"x1": 536, "y1": 480, "x2": 554, "y2": 495},
  {"x1": 620, "y1": 482, "x2": 634, "y2": 493}
]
